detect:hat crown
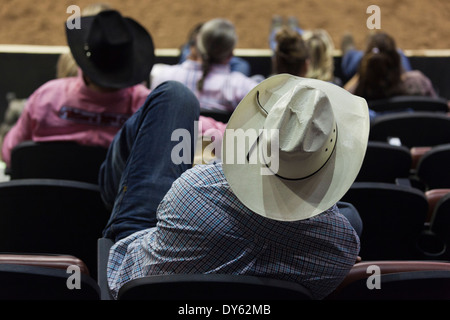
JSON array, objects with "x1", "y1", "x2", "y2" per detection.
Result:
[
  {"x1": 222, "y1": 74, "x2": 370, "y2": 221},
  {"x1": 84, "y1": 10, "x2": 133, "y2": 71},
  {"x1": 66, "y1": 9, "x2": 155, "y2": 89},
  {"x1": 261, "y1": 85, "x2": 337, "y2": 179}
]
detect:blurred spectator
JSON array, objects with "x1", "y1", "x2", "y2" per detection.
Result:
[
  {"x1": 344, "y1": 32, "x2": 437, "y2": 101},
  {"x1": 303, "y1": 29, "x2": 342, "y2": 85},
  {"x1": 151, "y1": 18, "x2": 258, "y2": 113},
  {"x1": 271, "y1": 26, "x2": 310, "y2": 77},
  {"x1": 1, "y1": 10, "x2": 154, "y2": 167},
  {"x1": 178, "y1": 22, "x2": 252, "y2": 76},
  {"x1": 269, "y1": 15, "x2": 303, "y2": 51},
  {"x1": 340, "y1": 32, "x2": 413, "y2": 81}
]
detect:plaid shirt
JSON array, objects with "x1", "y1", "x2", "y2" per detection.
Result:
[{"x1": 108, "y1": 163, "x2": 360, "y2": 299}]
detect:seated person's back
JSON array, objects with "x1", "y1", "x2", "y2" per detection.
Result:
[
  {"x1": 150, "y1": 18, "x2": 258, "y2": 113},
  {"x1": 1, "y1": 10, "x2": 154, "y2": 167}
]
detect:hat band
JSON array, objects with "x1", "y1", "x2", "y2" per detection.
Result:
[{"x1": 249, "y1": 124, "x2": 338, "y2": 181}]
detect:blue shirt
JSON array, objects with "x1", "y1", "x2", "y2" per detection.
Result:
[{"x1": 107, "y1": 163, "x2": 360, "y2": 299}]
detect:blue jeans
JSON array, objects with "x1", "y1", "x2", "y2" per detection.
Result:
[
  {"x1": 100, "y1": 81, "x2": 200, "y2": 242},
  {"x1": 341, "y1": 49, "x2": 412, "y2": 80}
]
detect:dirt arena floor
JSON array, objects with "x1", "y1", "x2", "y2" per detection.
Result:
[{"x1": 0, "y1": 0, "x2": 449, "y2": 52}]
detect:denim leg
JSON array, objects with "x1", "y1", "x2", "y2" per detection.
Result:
[
  {"x1": 341, "y1": 49, "x2": 363, "y2": 80},
  {"x1": 398, "y1": 49, "x2": 412, "y2": 72},
  {"x1": 100, "y1": 81, "x2": 200, "y2": 242}
]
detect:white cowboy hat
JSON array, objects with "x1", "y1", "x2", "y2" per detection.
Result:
[{"x1": 222, "y1": 74, "x2": 369, "y2": 221}]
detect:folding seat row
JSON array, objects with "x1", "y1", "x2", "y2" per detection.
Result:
[{"x1": 3, "y1": 239, "x2": 450, "y2": 300}]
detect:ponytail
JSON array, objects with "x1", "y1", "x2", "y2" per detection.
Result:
[{"x1": 197, "y1": 57, "x2": 211, "y2": 92}]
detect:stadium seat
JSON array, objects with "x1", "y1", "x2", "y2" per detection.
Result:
[
  {"x1": 369, "y1": 112, "x2": 450, "y2": 148},
  {"x1": 341, "y1": 182, "x2": 428, "y2": 260},
  {"x1": 425, "y1": 193, "x2": 450, "y2": 260},
  {"x1": 97, "y1": 237, "x2": 114, "y2": 300},
  {"x1": 0, "y1": 179, "x2": 110, "y2": 278},
  {"x1": 355, "y1": 141, "x2": 412, "y2": 183},
  {"x1": 415, "y1": 144, "x2": 450, "y2": 190},
  {"x1": 0, "y1": 253, "x2": 100, "y2": 300},
  {"x1": 117, "y1": 274, "x2": 313, "y2": 300},
  {"x1": 410, "y1": 146, "x2": 431, "y2": 169},
  {"x1": 0, "y1": 253, "x2": 90, "y2": 275},
  {"x1": 327, "y1": 260, "x2": 450, "y2": 300},
  {"x1": 425, "y1": 188, "x2": 450, "y2": 222},
  {"x1": 8, "y1": 140, "x2": 108, "y2": 184},
  {"x1": 368, "y1": 95, "x2": 449, "y2": 113}
]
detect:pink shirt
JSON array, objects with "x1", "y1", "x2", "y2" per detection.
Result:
[
  {"x1": 150, "y1": 60, "x2": 258, "y2": 112},
  {"x1": 2, "y1": 74, "x2": 150, "y2": 166}
]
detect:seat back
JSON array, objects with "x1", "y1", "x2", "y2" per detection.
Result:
[
  {"x1": 429, "y1": 193, "x2": 450, "y2": 259},
  {"x1": 200, "y1": 109, "x2": 232, "y2": 123},
  {"x1": 0, "y1": 253, "x2": 90, "y2": 275},
  {"x1": 368, "y1": 95, "x2": 449, "y2": 113},
  {"x1": 9, "y1": 141, "x2": 108, "y2": 184},
  {"x1": 328, "y1": 260, "x2": 450, "y2": 300},
  {"x1": 356, "y1": 141, "x2": 412, "y2": 183},
  {"x1": 416, "y1": 144, "x2": 450, "y2": 190},
  {"x1": 97, "y1": 237, "x2": 115, "y2": 300},
  {"x1": 0, "y1": 179, "x2": 110, "y2": 277},
  {"x1": 341, "y1": 182, "x2": 428, "y2": 260},
  {"x1": 118, "y1": 274, "x2": 313, "y2": 300},
  {"x1": 0, "y1": 263, "x2": 100, "y2": 300},
  {"x1": 369, "y1": 112, "x2": 450, "y2": 148}
]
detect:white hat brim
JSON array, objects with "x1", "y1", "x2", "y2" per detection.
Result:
[{"x1": 222, "y1": 74, "x2": 370, "y2": 221}]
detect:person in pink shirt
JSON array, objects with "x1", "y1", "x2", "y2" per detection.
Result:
[{"x1": 2, "y1": 10, "x2": 154, "y2": 167}]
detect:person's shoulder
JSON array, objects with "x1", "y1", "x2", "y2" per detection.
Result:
[
  {"x1": 36, "y1": 77, "x2": 75, "y2": 92},
  {"x1": 402, "y1": 69, "x2": 428, "y2": 79},
  {"x1": 229, "y1": 71, "x2": 259, "y2": 87},
  {"x1": 179, "y1": 163, "x2": 227, "y2": 187},
  {"x1": 28, "y1": 77, "x2": 76, "y2": 100},
  {"x1": 129, "y1": 83, "x2": 151, "y2": 96}
]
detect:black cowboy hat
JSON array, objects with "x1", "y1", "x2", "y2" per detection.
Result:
[{"x1": 66, "y1": 10, "x2": 154, "y2": 89}]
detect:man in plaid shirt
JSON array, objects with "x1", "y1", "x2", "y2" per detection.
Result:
[{"x1": 101, "y1": 75, "x2": 368, "y2": 300}]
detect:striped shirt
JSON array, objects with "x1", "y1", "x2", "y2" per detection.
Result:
[
  {"x1": 107, "y1": 163, "x2": 360, "y2": 300},
  {"x1": 150, "y1": 60, "x2": 258, "y2": 112}
]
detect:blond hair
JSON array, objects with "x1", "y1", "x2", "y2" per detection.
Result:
[
  {"x1": 302, "y1": 29, "x2": 335, "y2": 82},
  {"x1": 81, "y1": 2, "x2": 113, "y2": 16}
]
